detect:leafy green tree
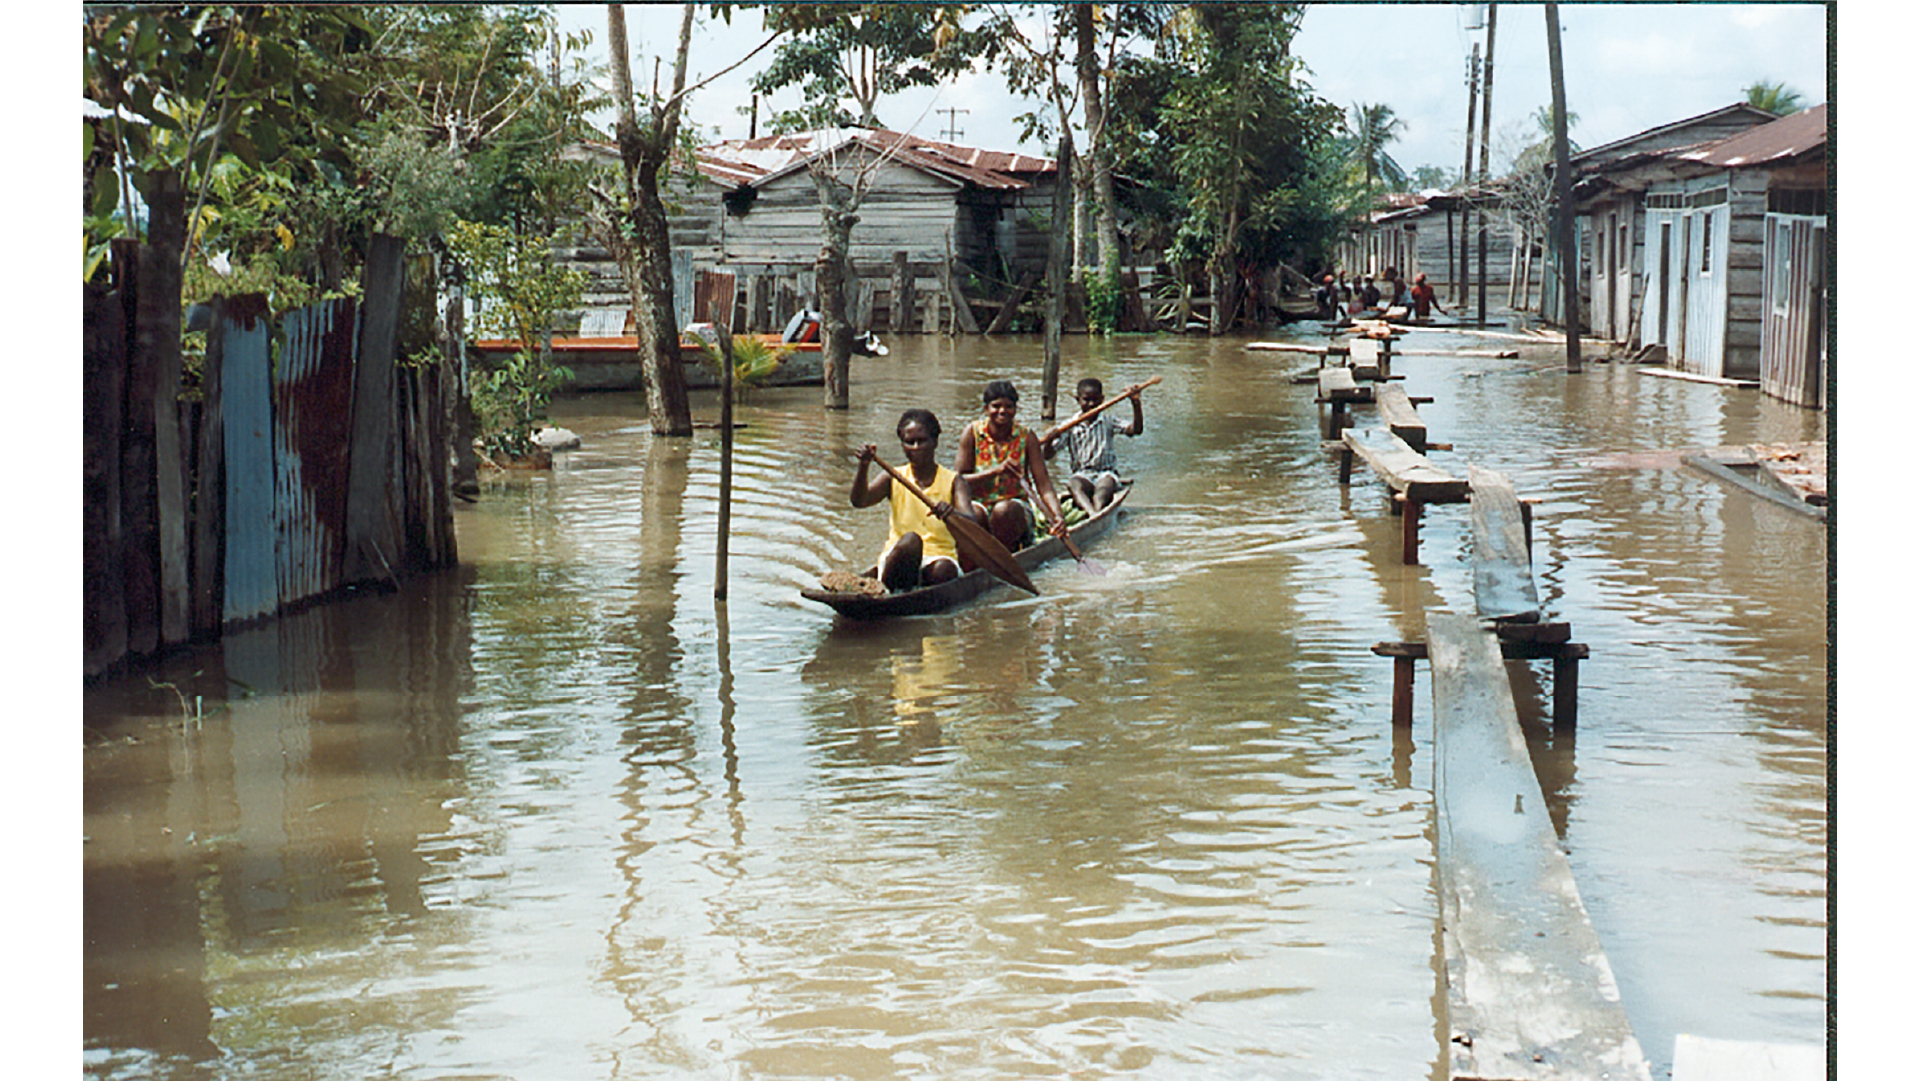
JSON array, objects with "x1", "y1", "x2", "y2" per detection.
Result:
[
  {"x1": 83, "y1": 6, "x2": 374, "y2": 282},
  {"x1": 752, "y1": 4, "x2": 981, "y2": 129},
  {"x1": 1345, "y1": 102, "x2": 1407, "y2": 196},
  {"x1": 1151, "y1": 2, "x2": 1341, "y2": 333},
  {"x1": 444, "y1": 219, "x2": 584, "y2": 459},
  {"x1": 746, "y1": 4, "x2": 993, "y2": 408},
  {"x1": 1744, "y1": 80, "x2": 1805, "y2": 116}
]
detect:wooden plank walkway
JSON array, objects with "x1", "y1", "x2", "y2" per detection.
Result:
[
  {"x1": 1469, "y1": 466, "x2": 1539, "y2": 624},
  {"x1": 1428, "y1": 611, "x2": 1651, "y2": 1081},
  {"x1": 1317, "y1": 365, "x2": 1372, "y2": 437},
  {"x1": 1375, "y1": 383, "x2": 1430, "y2": 453},
  {"x1": 1349, "y1": 336, "x2": 1384, "y2": 380},
  {"x1": 1339, "y1": 427, "x2": 1468, "y2": 564}
]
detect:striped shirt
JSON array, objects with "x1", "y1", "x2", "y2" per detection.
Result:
[{"x1": 1064, "y1": 413, "x2": 1126, "y2": 477}]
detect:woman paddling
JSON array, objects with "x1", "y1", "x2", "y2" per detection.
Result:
[
  {"x1": 850, "y1": 409, "x2": 978, "y2": 592},
  {"x1": 954, "y1": 379, "x2": 1069, "y2": 552}
]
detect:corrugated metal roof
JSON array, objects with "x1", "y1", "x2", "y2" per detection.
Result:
[
  {"x1": 1569, "y1": 102, "x2": 1777, "y2": 167},
  {"x1": 703, "y1": 127, "x2": 1055, "y2": 191},
  {"x1": 1680, "y1": 103, "x2": 1828, "y2": 169},
  {"x1": 565, "y1": 129, "x2": 1057, "y2": 191}
]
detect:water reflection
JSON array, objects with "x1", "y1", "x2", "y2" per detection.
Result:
[{"x1": 85, "y1": 331, "x2": 1825, "y2": 1079}]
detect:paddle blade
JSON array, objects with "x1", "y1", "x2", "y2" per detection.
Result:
[{"x1": 945, "y1": 512, "x2": 1039, "y2": 595}]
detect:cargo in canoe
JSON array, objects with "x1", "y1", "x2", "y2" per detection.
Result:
[{"x1": 801, "y1": 486, "x2": 1132, "y2": 618}]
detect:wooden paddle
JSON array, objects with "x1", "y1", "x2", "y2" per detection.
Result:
[
  {"x1": 1039, "y1": 375, "x2": 1161, "y2": 446},
  {"x1": 870, "y1": 457, "x2": 1039, "y2": 596}
]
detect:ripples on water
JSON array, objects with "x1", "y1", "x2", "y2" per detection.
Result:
[{"x1": 84, "y1": 331, "x2": 1825, "y2": 1079}]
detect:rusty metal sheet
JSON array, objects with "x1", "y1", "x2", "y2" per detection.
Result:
[{"x1": 275, "y1": 298, "x2": 359, "y2": 608}]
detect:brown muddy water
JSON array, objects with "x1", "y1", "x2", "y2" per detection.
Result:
[{"x1": 83, "y1": 328, "x2": 1828, "y2": 1080}]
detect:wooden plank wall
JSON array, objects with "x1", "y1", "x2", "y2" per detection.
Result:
[
  {"x1": 82, "y1": 235, "x2": 458, "y2": 680},
  {"x1": 1760, "y1": 213, "x2": 1827, "y2": 408}
]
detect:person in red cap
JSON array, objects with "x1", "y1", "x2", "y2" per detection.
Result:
[{"x1": 1408, "y1": 272, "x2": 1444, "y2": 321}]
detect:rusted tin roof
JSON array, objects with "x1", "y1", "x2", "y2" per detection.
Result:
[
  {"x1": 705, "y1": 127, "x2": 1055, "y2": 191},
  {"x1": 1679, "y1": 103, "x2": 1828, "y2": 168}
]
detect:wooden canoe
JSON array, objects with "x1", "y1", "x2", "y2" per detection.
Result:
[{"x1": 801, "y1": 486, "x2": 1132, "y2": 619}]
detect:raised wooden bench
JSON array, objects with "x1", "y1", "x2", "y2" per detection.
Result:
[
  {"x1": 1374, "y1": 383, "x2": 1432, "y2": 453},
  {"x1": 1316, "y1": 365, "x2": 1373, "y2": 437},
  {"x1": 1426, "y1": 610, "x2": 1652, "y2": 1081},
  {"x1": 1338, "y1": 426, "x2": 1468, "y2": 564}
]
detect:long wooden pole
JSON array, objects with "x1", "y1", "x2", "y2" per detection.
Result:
[
  {"x1": 1477, "y1": 2, "x2": 1497, "y2": 327},
  {"x1": 1037, "y1": 375, "x2": 1160, "y2": 445},
  {"x1": 1458, "y1": 44, "x2": 1479, "y2": 308},
  {"x1": 1546, "y1": 2, "x2": 1582, "y2": 372}
]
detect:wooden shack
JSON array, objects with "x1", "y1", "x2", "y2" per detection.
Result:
[
  {"x1": 1658, "y1": 104, "x2": 1829, "y2": 405},
  {"x1": 1544, "y1": 103, "x2": 1777, "y2": 345},
  {"x1": 1337, "y1": 187, "x2": 1524, "y2": 314},
  {"x1": 564, "y1": 128, "x2": 1059, "y2": 336}
]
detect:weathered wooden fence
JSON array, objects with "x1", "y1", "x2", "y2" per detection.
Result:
[{"x1": 84, "y1": 234, "x2": 458, "y2": 680}]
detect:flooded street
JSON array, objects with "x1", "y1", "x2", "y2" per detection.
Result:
[{"x1": 84, "y1": 328, "x2": 1827, "y2": 1079}]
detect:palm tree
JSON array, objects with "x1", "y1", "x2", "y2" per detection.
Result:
[
  {"x1": 1347, "y1": 102, "x2": 1407, "y2": 196},
  {"x1": 1744, "y1": 80, "x2": 1805, "y2": 116}
]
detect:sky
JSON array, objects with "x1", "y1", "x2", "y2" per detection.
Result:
[{"x1": 569, "y1": 3, "x2": 1832, "y2": 177}]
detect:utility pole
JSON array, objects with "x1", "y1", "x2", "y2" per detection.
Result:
[
  {"x1": 1477, "y1": 2, "x2": 1497, "y2": 327},
  {"x1": 1458, "y1": 44, "x2": 1479, "y2": 308},
  {"x1": 1546, "y1": 2, "x2": 1581, "y2": 372}
]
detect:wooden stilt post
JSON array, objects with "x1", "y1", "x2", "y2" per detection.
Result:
[
  {"x1": 1402, "y1": 498, "x2": 1423, "y2": 565},
  {"x1": 1393, "y1": 655, "x2": 1416, "y2": 727},
  {"x1": 891, "y1": 251, "x2": 911, "y2": 334},
  {"x1": 1553, "y1": 646, "x2": 1584, "y2": 729}
]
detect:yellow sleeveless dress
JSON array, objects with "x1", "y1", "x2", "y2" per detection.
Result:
[{"x1": 886, "y1": 465, "x2": 959, "y2": 564}]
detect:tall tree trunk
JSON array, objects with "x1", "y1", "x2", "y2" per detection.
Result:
[
  {"x1": 1546, "y1": 2, "x2": 1581, "y2": 372},
  {"x1": 608, "y1": 3, "x2": 694, "y2": 436},
  {"x1": 1074, "y1": 4, "x2": 1119, "y2": 280},
  {"x1": 1043, "y1": 132, "x2": 1074, "y2": 420},
  {"x1": 812, "y1": 169, "x2": 858, "y2": 410}
]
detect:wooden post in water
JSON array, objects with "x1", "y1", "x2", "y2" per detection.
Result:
[
  {"x1": 1546, "y1": 1, "x2": 1583, "y2": 372},
  {"x1": 710, "y1": 271, "x2": 737, "y2": 600},
  {"x1": 891, "y1": 251, "x2": 912, "y2": 334}
]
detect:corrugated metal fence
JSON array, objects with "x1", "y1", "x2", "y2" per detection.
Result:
[{"x1": 84, "y1": 234, "x2": 458, "y2": 680}]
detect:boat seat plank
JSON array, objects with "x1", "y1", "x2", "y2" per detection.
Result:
[
  {"x1": 1469, "y1": 466, "x2": 1540, "y2": 624},
  {"x1": 1427, "y1": 611, "x2": 1651, "y2": 1081}
]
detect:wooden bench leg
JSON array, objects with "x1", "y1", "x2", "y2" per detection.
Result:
[
  {"x1": 1401, "y1": 498, "x2": 1422, "y2": 564},
  {"x1": 1393, "y1": 655, "x2": 1416, "y2": 727},
  {"x1": 1339, "y1": 445, "x2": 1354, "y2": 485}
]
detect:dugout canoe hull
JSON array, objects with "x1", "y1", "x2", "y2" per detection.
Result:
[{"x1": 801, "y1": 486, "x2": 1131, "y2": 619}]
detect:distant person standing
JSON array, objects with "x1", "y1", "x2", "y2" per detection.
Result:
[{"x1": 1409, "y1": 273, "x2": 1445, "y2": 320}]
